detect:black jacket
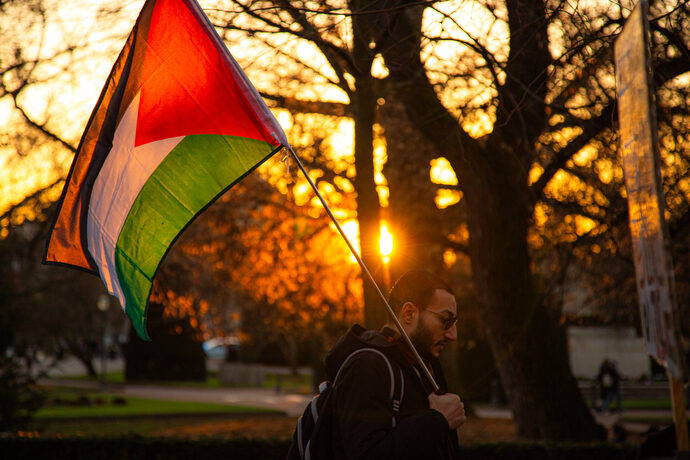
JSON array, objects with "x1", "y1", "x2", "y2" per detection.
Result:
[{"x1": 326, "y1": 324, "x2": 460, "y2": 459}]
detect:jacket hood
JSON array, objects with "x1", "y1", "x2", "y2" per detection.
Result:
[{"x1": 324, "y1": 324, "x2": 397, "y2": 380}]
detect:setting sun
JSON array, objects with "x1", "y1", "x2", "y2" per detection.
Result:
[{"x1": 379, "y1": 222, "x2": 393, "y2": 264}]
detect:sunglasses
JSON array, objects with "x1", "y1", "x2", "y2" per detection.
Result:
[{"x1": 422, "y1": 308, "x2": 457, "y2": 330}]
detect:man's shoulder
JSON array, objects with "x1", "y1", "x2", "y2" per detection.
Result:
[
  {"x1": 325, "y1": 324, "x2": 400, "y2": 378},
  {"x1": 337, "y1": 346, "x2": 401, "y2": 379},
  {"x1": 332, "y1": 347, "x2": 406, "y2": 406}
]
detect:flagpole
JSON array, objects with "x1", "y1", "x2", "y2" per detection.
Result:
[{"x1": 286, "y1": 146, "x2": 440, "y2": 392}]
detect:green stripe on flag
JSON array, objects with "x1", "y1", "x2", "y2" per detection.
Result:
[{"x1": 115, "y1": 134, "x2": 278, "y2": 339}]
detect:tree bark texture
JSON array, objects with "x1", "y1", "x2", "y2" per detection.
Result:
[
  {"x1": 380, "y1": 95, "x2": 463, "y2": 392},
  {"x1": 379, "y1": 96, "x2": 447, "y2": 282},
  {"x1": 351, "y1": 0, "x2": 387, "y2": 329},
  {"x1": 379, "y1": 0, "x2": 603, "y2": 440}
]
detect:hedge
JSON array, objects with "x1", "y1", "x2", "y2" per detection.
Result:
[{"x1": 1, "y1": 437, "x2": 639, "y2": 459}]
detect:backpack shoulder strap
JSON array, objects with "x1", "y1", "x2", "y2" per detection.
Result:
[
  {"x1": 334, "y1": 347, "x2": 404, "y2": 426},
  {"x1": 391, "y1": 364, "x2": 404, "y2": 425},
  {"x1": 334, "y1": 348, "x2": 394, "y2": 398}
]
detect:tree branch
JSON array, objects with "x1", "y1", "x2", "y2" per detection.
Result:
[{"x1": 531, "y1": 103, "x2": 614, "y2": 200}]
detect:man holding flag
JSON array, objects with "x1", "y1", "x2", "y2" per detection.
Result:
[
  {"x1": 44, "y1": 2, "x2": 464, "y2": 456},
  {"x1": 323, "y1": 270, "x2": 464, "y2": 459}
]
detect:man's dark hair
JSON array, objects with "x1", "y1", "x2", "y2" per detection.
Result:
[{"x1": 387, "y1": 270, "x2": 454, "y2": 316}]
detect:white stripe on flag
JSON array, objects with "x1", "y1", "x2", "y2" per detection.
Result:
[{"x1": 87, "y1": 93, "x2": 183, "y2": 308}]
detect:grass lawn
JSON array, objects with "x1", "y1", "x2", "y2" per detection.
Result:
[
  {"x1": 36, "y1": 387, "x2": 271, "y2": 419},
  {"x1": 62, "y1": 371, "x2": 223, "y2": 388},
  {"x1": 28, "y1": 387, "x2": 276, "y2": 437},
  {"x1": 622, "y1": 399, "x2": 671, "y2": 410}
]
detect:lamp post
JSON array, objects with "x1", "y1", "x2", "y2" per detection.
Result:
[{"x1": 97, "y1": 294, "x2": 110, "y2": 391}]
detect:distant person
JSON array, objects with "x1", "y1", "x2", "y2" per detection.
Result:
[
  {"x1": 597, "y1": 358, "x2": 622, "y2": 412},
  {"x1": 292, "y1": 270, "x2": 465, "y2": 459}
]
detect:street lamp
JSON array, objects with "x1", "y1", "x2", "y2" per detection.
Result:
[{"x1": 97, "y1": 294, "x2": 110, "y2": 391}]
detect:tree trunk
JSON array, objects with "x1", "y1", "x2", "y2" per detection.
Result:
[
  {"x1": 379, "y1": 0, "x2": 603, "y2": 440},
  {"x1": 380, "y1": 94, "x2": 463, "y2": 392},
  {"x1": 351, "y1": 1, "x2": 386, "y2": 329},
  {"x1": 461, "y1": 149, "x2": 603, "y2": 440},
  {"x1": 283, "y1": 336, "x2": 299, "y2": 376},
  {"x1": 351, "y1": 83, "x2": 386, "y2": 328},
  {"x1": 379, "y1": 96, "x2": 446, "y2": 281},
  {"x1": 124, "y1": 302, "x2": 206, "y2": 381},
  {"x1": 67, "y1": 340, "x2": 98, "y2": 378}
]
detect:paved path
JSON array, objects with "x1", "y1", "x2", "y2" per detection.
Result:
[
  {"x1": 43, "y1": 357, "x2": 313, "y2": 416},
  {"x1": 42, "y1": 377, "x2": 682, "y2": 430},
  {"x1": 41, "y1": 357, "x2": 681, "y2": 430},
  {"x1": 44, "y1": 357, "x2": 225, "y2": 377},
  {"x1": 474, "y1": 404, "x2": 682, "y2": 435}
]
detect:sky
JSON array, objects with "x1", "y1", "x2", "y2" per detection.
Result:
[
  {"x1": 0, "y1": 0, "x2": 466, "y2": 232},
  {"x1": 1, "y1": 0, "x2": 145, "y2": 216}
]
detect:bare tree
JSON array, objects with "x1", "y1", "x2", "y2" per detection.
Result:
[
  {"x1": 375, "y1": 0, "x2": 689, "y2": 440},
  {"x1": 211, "y1": 0, "x2": 393, "y2": 327}
]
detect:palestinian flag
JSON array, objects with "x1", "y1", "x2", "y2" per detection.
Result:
[{"x1": 44, "y1": 0, "x2": 288, "y2": 340}]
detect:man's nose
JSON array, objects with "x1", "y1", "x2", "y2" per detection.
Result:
[{"x1": 445, "y1": 324, "x2": 457, "y2": 340}]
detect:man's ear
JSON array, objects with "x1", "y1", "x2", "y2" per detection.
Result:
[{"x1": 400, "y1": 302, "x2": 418, "y2": 325}]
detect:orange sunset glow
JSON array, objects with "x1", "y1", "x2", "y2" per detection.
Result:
[{"x1": 3, "y1": 0, "x2": 690, "y2": 448}]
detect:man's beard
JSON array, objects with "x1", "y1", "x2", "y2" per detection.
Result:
[{"x1": 410, "y1": 319, "x2": 441, "y2": 361}]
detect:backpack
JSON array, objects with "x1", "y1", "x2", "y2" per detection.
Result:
[{"x1": 286, "y1": 347, "x2": 404, "y2": 460}]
